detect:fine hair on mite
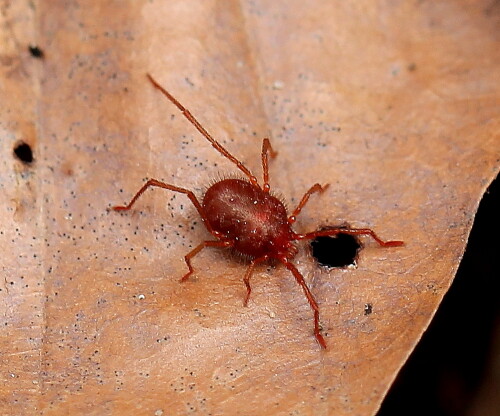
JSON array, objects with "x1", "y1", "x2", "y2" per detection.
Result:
[
  {"x1": 113, "y1": 74, "x2": 404, "y2": 349},
  {"x1": 203, "y1": 172, "x2": 288, "y2": 264}
]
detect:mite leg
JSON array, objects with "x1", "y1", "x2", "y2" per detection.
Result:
[
  {"x1": 181, "y1": 240, "x2": 234, "y2": 282},
  {"x1": 280, "y1": 257, "x2": 327, "y2": 349},
  {"x1": 288, "y1": 183, "x2": 330, "y2": 224},
  {"x1": 147, "y1": 74, "x2": 259, "y2": 187},
  {"x1": 113, "y1": 178, "x2": 220, "y2": 236},
  {"x1": 261, "y1": 138, "x2": 277, "y2": 192},
  {"x1": 296, "y1": 227, "x2": 404, "y2": 247},
  {"x1": 242, "y1": 255, "x2": 269, "y2": 306}
]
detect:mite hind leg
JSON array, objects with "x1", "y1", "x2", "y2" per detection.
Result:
[
  {"x1": 242, "y1": 255, "x2": 269, "y2": 306},
  {"x1": 181, "y1": 240, "x2": 234, "y2": 282},
  {"x1": 280, "y1": 257, "x2": 327, "y2": 349},
  {"x1": 297, "y1": 227, "x2": 404, "y2": 247}
]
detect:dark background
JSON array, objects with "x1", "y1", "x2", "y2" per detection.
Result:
[{"x1": 378, "y1": 175, "x2": 499, "y2": 416}]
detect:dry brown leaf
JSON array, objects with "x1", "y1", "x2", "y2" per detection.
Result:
[{"x1": 1, "y1": 1, "x2": 499, "y2": 415}]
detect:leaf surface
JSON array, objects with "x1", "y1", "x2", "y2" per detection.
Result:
[{"x1": 0, "y1": 1, "x2": 498, "y2": 415}]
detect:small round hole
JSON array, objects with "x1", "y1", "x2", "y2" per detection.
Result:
[
  {"x1": 364, "y1": 303, "x2": 373, "y2": 315},
  {"x1": 28, "y1": 45, "x2": 44, "y2": 59},
  {"x1": 310, "y1": 232, "x2": 361, "y2": 268},
  {"x1": 13, "y1": 142, "x2": 34, "y2": 164}
]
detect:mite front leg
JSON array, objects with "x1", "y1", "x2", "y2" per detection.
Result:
[
  {"x1": 113, "y1": 178, "x2": 220, "y2": 237},
  {"x1": 261, "y1": 138, "x2": 277, "y2": 193},
  {"x1": 288, "y1": 183, "x2": 330, "y2": 224}
]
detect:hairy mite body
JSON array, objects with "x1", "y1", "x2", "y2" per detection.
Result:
[
  {"x1": 203, "y1": 179, "x2": 294, "y2": 259},
  {"x1": 113, "y1": 74, "x2": 404, "y2": 349}
]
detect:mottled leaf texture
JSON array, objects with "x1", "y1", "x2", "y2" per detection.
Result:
[{"x1": 0, "y1": 1, "x2": 498, "y2": 415}]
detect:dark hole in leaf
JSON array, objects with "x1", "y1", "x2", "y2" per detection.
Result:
[
  {"x1": 28, "y1": 45, "x2": 44, "y2": 59},
  {"x1": 13, "y1": 142, "x2": 34, "y2": 164},
  {"x1": 364, "y1": 303, "x2": 373, "y2": 315},
  {"x1": 310, "y1": 232, "x2": 361, "y2": 268}
]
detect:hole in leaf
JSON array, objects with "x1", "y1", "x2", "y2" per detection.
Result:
[
  {"x1": 28, "y1": 45, "x2": 44, "y2": 59},
  {"x1": 364, "y1": 303, "x2": 373, "y2": 315},
  {"x1": 13, "y1": 141, "x2": 34, "y2": 164},
  {"x1": 310, "y1": 232, "x2": 361, "y2": 268}
]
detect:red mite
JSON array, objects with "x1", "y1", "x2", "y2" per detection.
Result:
[{"x1": 113, "y1": 74, "x2": 404, "y2": 349}]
